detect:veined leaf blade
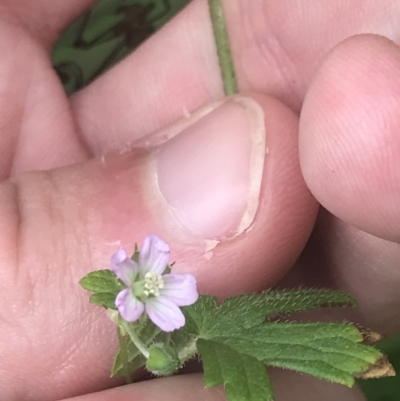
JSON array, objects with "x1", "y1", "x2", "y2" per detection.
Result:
[
  {"x1": 182, "y1": 295, "x2": 217, "y2": 336},
  {"x1": 198, "y1": 339, "x2": 274, "y2": 401},
  {"x1": 211, "y1": 322, "x2": 383, "y2": 387},
  {"x1": 79, "y1": 269, "x2": 124, "y2": 293},
  {"x1": 90, "y1": 292, "x2": 117, "y2": 309},
  {"x1": 212, "y1": 289, "x2": 357, "y2": 331}
]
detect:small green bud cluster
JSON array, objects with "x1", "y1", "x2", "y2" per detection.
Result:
[{"x1": 146, "y1": 343, "x2": 181, "y2": 376}]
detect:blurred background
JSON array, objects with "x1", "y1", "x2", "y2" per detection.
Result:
[{"x1": 51, "y1": 1, "x2": 400, "y2": 399}]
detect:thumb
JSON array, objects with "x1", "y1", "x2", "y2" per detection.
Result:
[{"x1": 0, "y1": 94, "x2": 317, "y2": 401}]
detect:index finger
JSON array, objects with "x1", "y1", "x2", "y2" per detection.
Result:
[{"x1": 71, "y1": 0, "x2": 400, "y2": 155}]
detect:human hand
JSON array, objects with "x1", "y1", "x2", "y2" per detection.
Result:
[{"x1": 0, "y1": 1, "x2": 399, "y2": 400}]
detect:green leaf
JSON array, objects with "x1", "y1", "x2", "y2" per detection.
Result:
[
  {"x1": 212, "y1": 322, "x2": 382, "y2": 387},
  {"x1": 213, "y1": 289, "x2": 357, "y2": 331},
  {"x1": 182, "y1": 293, "x2": 391, "y2": 397},
  {"x1": 79, "y1": 269, "x2": 124, "y2": 293},
  {"x1": 80, "y1": 269, "x2": 124, "y2": 311},
  {"x1": 183, "y1": 290, "x2": 356, "y2": 336},
  {"x1": 182, "y1": 295, "x2": 217, "y2": 336},
  {"x1": 198, "y1": 339, "x2": 274, "y2": 401},
  {"x1": 90, "y1": 292, "x2": 117, "y2": 309}
]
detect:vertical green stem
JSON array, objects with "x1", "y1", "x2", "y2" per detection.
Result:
[
  {"x1": 116, "y1": 326, "x2": 132, "y2": 384},
  {"x1": 208, "y1": 0, "x2": 238, "y2": 95}
]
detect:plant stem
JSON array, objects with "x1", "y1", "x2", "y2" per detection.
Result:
[
  {"x1": 121, "y1": 319, "x2": 150, "y2": 359},
  {"x1": 116, "y1": 326, "x2": 132, "y2": 384},
  {"x1": 208, "y1": 0, "x2": 238, "y2": 95}
]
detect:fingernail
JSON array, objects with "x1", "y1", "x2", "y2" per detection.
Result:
[{"x1": 154, "y1": 97, "x2": 266, "y2": 240}]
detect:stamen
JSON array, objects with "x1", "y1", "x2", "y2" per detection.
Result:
[{"x1": 143, "y1": 272, "x2": 164, "y2": 298}]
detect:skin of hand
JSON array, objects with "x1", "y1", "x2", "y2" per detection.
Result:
[{"x1": 0, "y1": 0, "x2": 400, "y2": 400}]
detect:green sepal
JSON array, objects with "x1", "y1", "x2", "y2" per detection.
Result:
[
  {"x1": 163, "y1": 265, "x2": 172, "y2": 274},
  {"x1": 146, "y1": 344, "x2": 180, "y2": 376},
  {"x1": 131, "y1": 243, "x2": 140, "y2": 263}
]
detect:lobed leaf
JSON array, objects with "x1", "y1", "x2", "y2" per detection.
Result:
[
  {"x1": 211, "y1": 322, "x2": 383, "y2": 387},
  {"x1": 90, "y1": 292, "x2": 117, "y2": 309},
  {"x1": 212, "y1": 289, "x2": 357, "y2": 331},
  {"x1": 182, "y1": 295, "x2": 217, "y2": 336},
  {"x1": 198, "y1": 339, "x2": 274, "y2": 401},
  {"x1": 79, "y1": 269, "x2": 124, "y2": 294}
]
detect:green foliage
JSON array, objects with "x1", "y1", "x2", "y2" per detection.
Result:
[
  {"x1": 79, "y1": 269, "x2": 124, "y2": 293},
  {"x1": 182, "y1": 291, "x2": 391, "y2": 401},
  {"x1": 211, "y1": 323, "x2": 380, "y2": 387},
  {"x1": 80, "y1": 269, "x2": 392, "y2": 401},
  {"x1": 112, "y1": 318, "x2": 161, "y2": 377},
  {"x1": 198, "y1": 339, "x2": 274, "y2": 401},
  {"x1": 79, "y1": 269, "x2": 124, "y2": 309},
  {"x1": 198, "y1": 289, "x2": 357, "y2": 333},
  {"x1": 89, "y1": 292, "x2": 118, "y2": 309}
]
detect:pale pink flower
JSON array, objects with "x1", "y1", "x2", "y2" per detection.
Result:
[{"x1": 111, "y1": 234, "x2": 198, "y2": 332}]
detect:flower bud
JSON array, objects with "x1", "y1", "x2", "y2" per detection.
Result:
[{"x1": 146, "y1": 343, "x2": 180, "y2": 376}]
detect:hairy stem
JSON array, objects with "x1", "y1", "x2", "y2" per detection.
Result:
[
  {"x1": 208, "y1": 0, "x2": 238, "y2": 95},
  {"x1": 121, "y1": 319, "x2": 150, "y2": 359},
  {"x1": 116, "y1": 326, "x2": 133, "y2": 384}
]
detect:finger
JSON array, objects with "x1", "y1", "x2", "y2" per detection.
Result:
[
  {"x1": 291, "y1": 35, "x2": 400, "y2": 334},
  {"x1": 71, "y1": 0, "x2": 400, "y2": 155},
  {"x1": 0, "y1": 94, "x2": 317, "y2": 400},
  {"x1": 59, "y1": 372, "x2": 366, "y2": 401},
  {"x1": 1, "y1": 0, "x2": 96, "y2": 46},
  {"x1": 270, "y1": 369, "x2": 366, "y2": 401},
  {"x1": 59, "y1": 374, "x2": 224, "y2": 401},
  {"x1": 299, "y1": 34, "x2": 400, "y2": 241},
  {"x1": 291, "y1": 209, "x2": 400, "y2": 335},
  {"x1": 0, "y1": 6, "x2": 94, "y2": 178}
]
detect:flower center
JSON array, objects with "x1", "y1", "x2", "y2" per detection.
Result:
[{"x1": 143, "y1": 272, "x2": 164, "y2": 297}]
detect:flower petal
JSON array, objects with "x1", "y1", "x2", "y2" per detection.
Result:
[
  {"x1": 145, "y1": 296, "x2": 185, "y2": 332},
  {"x1": 111, "y1": 249, "x2": 138, "y2": 286},
  {"x1": 160, "y1": 274, "x2": 199, "y2": 306},
  {"x1": 115, "y1": 288, "x2": 144, "y2": 322},
  {"x1": 139, "y1": 234, "x2": 170, "y2": 275}
]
